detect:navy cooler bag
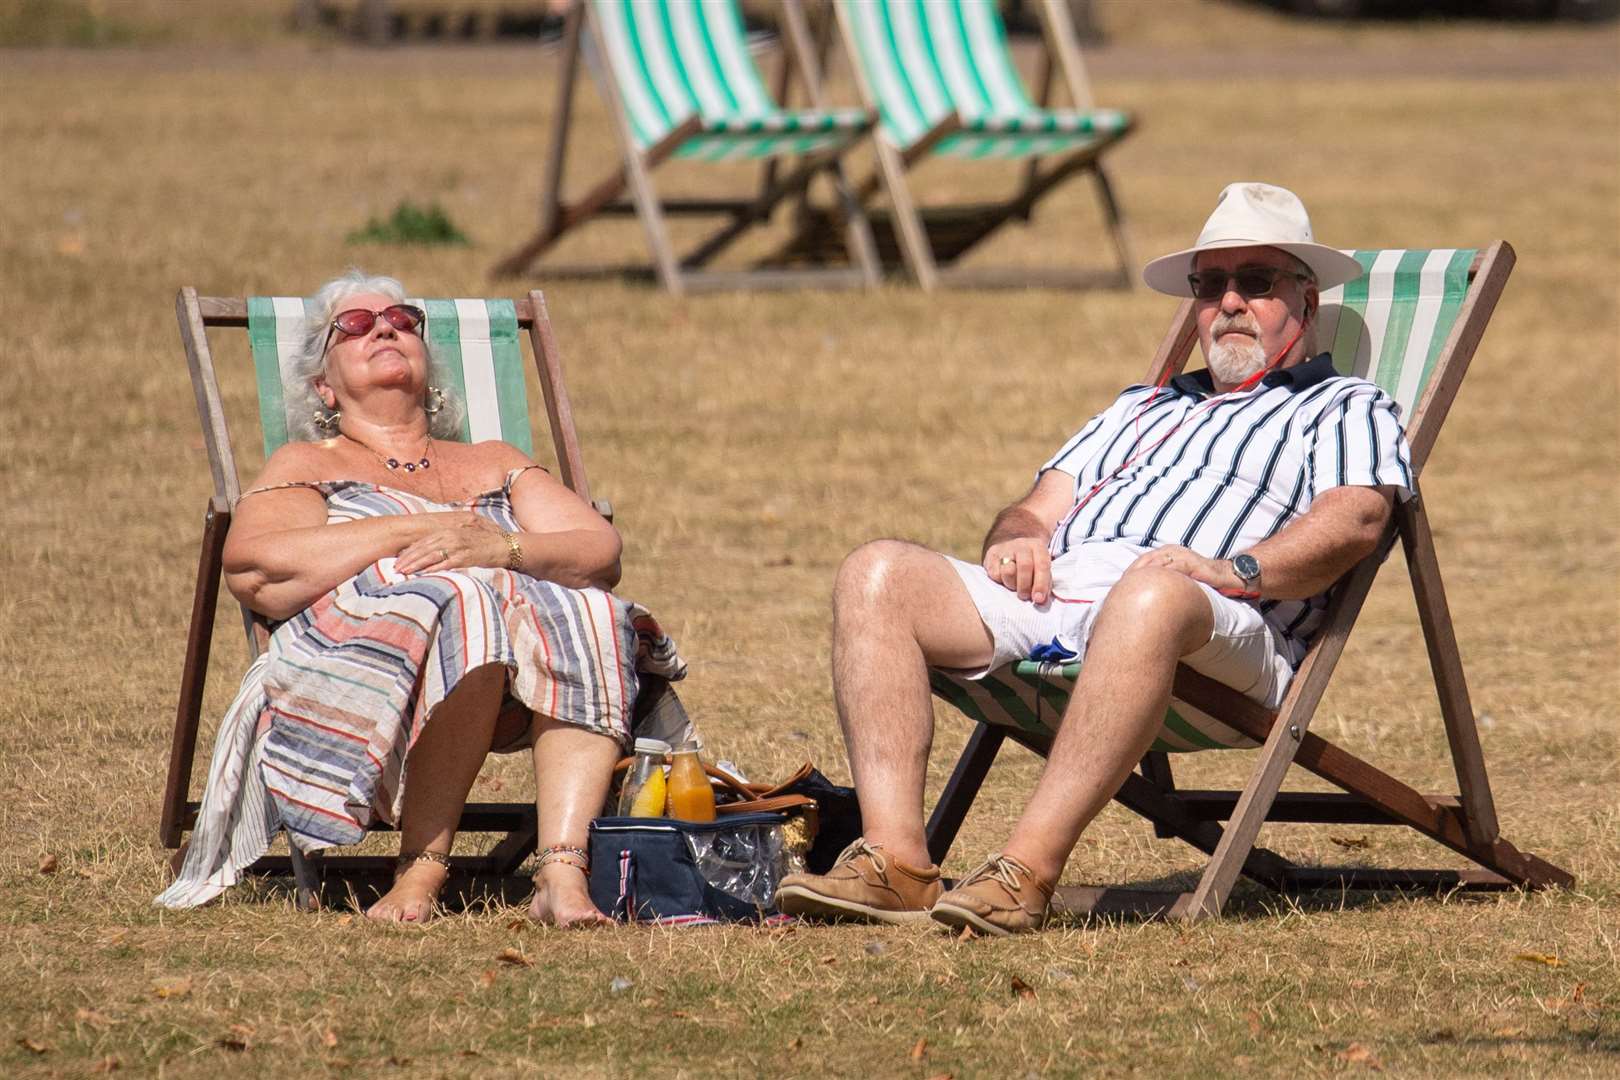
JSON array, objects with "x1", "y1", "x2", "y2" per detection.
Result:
[{"x1": 587, "y1": 812, "x2": 793, "y2": 925}]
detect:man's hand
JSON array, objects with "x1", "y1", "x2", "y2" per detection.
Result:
[
  {"x1": 1127, "y1": 545, "x2": 1250, "y2": 597},
  {"x1": 983, "y1": 537, "x2": 1053, "y2": 605}
]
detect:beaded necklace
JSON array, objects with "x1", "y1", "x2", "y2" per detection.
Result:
[{"x1": 342, "y1": 430, "x2": 433, "y2": 473}]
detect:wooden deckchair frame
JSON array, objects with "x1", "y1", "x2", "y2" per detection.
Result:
[
  {"x1": 489, "y1": 1, "x2": 880, "y2": 295},
  {"x1": 159, "y1": 288, "x2": 610, "y2": 907},
  {"x1": 922, "y1": 241, "x2": 1573, "y2": 919},
  {"x1": 775, "y1": 0, "x2": 1135, "y2": 291}
]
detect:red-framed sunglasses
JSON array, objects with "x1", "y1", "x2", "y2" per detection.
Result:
[{"x1": 322, "y1": 304, "x2": 426, "y2": 355}]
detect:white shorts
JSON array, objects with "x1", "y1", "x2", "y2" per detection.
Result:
[{"x1": 943, "y1": 542, "x2": 1294, "y2": 709}]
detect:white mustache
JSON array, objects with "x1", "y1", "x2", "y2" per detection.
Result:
[{"x1": 1212, "y1": 317, "x2": 1258, "y2": 337}]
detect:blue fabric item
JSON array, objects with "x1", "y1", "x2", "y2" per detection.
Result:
[{"x1": 1028, "y1": 638, "x2": 1078, "y2": 663}]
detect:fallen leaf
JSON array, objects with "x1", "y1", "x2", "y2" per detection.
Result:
[
  {"x1": 76, "y1": 1008, "x2": 113, "y2": 1030},
  {"x1": 336, "y1": 914, "x2": 354, "y2": 927},
  {"x1": 1009, "y1": 975, "x2": 1035, "y2": 999},
  {"x1": 1337, "y1": 1043, "x2": 1382, "y2": 1070},
  {"x1": 819, "y1": 954, "x2": 837, "y2": 965},
  {"x1": 217, "y1": 1024, "x2": 253, "y2": 1052},
  {"x1": 153, "y1": 976, "x2": 193, "y2": 999},
  {"x1": 458, "y1": 1049, "x2": 482, "y2": 1057},
  {"x1": 909, "y1": 1037, "x2": 928, "y2": 1062},
  {"x1": 38, "y1": 853, "x2": 58, "y2": 874},
  {"x1": 505, "y1": 918, "x2": 527, "y2": 931},
  {"x1": 322, "y1": 1029, "x2": 339, "y2": 1049},
  {"x1": 1572, "y1": 982, "x2": 1588, "y2": 1003},
  {"x1": 865, "y1": 995, "x2": 879, "y2": 1006},
  {"x1": 1328, "y1": 835, "x2": 1370, "y2": 850},
  {"x1": 956, "y1": 924, "x2": 976, "y2": 942},
  {"x1": 479, "y1": 970, "x2": 498, "y2": 988},
  {"x1": 581, "y1": 1014, "x2": 597, "y2": 1029},
  {"x1": 496, "y1": 948, "x2": 532, "y2": 967},
  {"x1": 787, "y1": 1036, "x2": 803, "y2": 1051},
  {"x1": 388, "y1": 1055, "x2": 412, "y2": 1066},
  {"x1": 91, "y1": 1056, "x2": 121, "y2": 1073},
  {"x1": 16, "y1": 1036, "x2": 49, "y2": 1054},
  {"x1": 924, "y1": 1073, "x2": 955, "y2": 1080},
  {"x1": 1515, "y1": 952, "x2": 1564, "y2": 967}
]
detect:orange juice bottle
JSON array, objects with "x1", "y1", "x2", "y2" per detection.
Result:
[{"x1": 666, "y1": 742, "x2": 716, "y2": 822}]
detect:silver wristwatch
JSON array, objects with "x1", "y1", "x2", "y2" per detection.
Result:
[{"x1": 1232, "y1": 553, "x2": 1262, "y2": 590}]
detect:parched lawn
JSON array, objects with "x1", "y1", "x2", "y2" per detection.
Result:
[{"x1": 1, "y1": 6, "x2": 1616, "y2": 1077}]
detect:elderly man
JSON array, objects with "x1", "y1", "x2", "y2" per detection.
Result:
[{"x1": 776, "y1": 183, "x2": 1414, "y2": 935}]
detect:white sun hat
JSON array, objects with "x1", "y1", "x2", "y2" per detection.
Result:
[{"x1": 1141, "y1": 182, "x2": 1365, "y2": 297}]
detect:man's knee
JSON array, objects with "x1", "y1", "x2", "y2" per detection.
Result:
[
  {"x1": 1097, "y1": 567, "x2": 1213, "y2": 651},
  {"x1": 835, "y1": 539, "x2": 934, "y2": 613}
]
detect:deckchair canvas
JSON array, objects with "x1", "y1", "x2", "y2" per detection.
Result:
[
  {"x1": 924, "y1": 242, "x2": 1573, "y2": 920},
  {"x1": 160, "y1": 289, "x2": 604, "y2": 906},
  {"x1": 776, "y1": 0, "x2": 1135, "y2": 290},
  {"x1": 490, "y1": 0, "x2": 881, "y2": 293}
]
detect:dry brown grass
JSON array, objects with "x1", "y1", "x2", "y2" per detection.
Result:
[{"x1": 2, "y1": 6, "x2": 1618, "y2": 1077}]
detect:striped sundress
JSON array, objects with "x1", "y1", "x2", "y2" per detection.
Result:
[{"x1": 156, "y1": 468, "x2": 689, "y2": 908}]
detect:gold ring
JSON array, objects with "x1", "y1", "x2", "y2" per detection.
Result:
[{"x1": 999, "y1": 556, "x2": 1015, "y2": 566}]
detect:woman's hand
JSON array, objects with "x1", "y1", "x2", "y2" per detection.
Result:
[{"x1": 394, "y1": 513, "x2": 510, "y2": 575}]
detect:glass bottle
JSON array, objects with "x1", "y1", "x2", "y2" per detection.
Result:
[
  {"x1": 666, "y1": 741, "x2": 716, "y2": 822},
  {"x1": 617, "y1": 738, "x2": 670, "y2": 817}
]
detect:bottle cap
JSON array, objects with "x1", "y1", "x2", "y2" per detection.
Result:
[{"x1": 633, "y1": 737, "x2": 672, "y2": 755}]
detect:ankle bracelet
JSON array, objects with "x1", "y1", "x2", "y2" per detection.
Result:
[
  {"x1": 535, "y1": 845, "x2": 589, "y2": 875},
  {"x1": 397, "y1": 849, "x2": 453, "y2": 870}
]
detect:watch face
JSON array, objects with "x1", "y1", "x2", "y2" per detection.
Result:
[{"x1": 1233, "y1": 554, "x2": 1261, "y2": 582}]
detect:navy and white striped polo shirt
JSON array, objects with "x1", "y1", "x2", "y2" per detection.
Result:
[{"x1": 1040, "y1": 354, "x2": 1413, "y2": 662}]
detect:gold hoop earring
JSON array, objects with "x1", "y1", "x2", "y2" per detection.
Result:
[{"x1": 424, "y1": 386, "x2": 445, "y2": 416}]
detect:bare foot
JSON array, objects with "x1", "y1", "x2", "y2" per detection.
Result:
[
  {"x1": 367, "y1": 859, "x2": 449, "y2": 924},
  {"x1": 528, "y1": 863, "x2": 611, "y2": 927}
]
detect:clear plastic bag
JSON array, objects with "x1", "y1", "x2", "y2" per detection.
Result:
[{"x1": 683, "y1": 820, "x2": 788, "y2": 909}]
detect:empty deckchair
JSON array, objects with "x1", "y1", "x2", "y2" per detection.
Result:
[
  {"x1": 778, "y1": 0, "x2": 1135, "y2": 290},
  {"x1": 160, "y1": 289, "x2": 610, "y2": 905},
  {"x1": 926, "y1": 242, "x2": 1573, "y2": 919},
  {"x1": 490, "y1": 0, "x2": 880, "y2": 294}
]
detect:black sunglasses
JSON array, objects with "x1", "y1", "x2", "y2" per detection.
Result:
[
  {"x1": 322, "y1": 304, "x2": 426, "y2": 355},
  {"x1": 1187, "y1": 267, "x2": 1308, "y2": 301}
]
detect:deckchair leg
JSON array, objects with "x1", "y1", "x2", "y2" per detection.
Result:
[
  {"x1": 538, "y1": 3, "x2": 582, "y2": 243},
  {"x1": 1090, "y1": 163, "x2": 1137, "y2": 289},
  {"x1": 160, "y1": 499, "x2": 230, "y2": 848},
  {"x1": 1180, "y1": 703, "x2": 1312, "y2": 919},
  {"x1": 577, "y1": 10, "x2": 687, "y2": 294},
  {"x1": 1399, "y1": 495, "x2": 1499, "y2": 847},
  {"x1": 872, "y1": 139, "x2": 939, "y2": 291},
  {"x1": 925, "y1": 724, "x2": 1005, "y2": 864}
]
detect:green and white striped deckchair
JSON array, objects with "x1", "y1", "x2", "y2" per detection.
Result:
[
  {"x1": 163, "y1": 287, "x2": 601, "y2": 899},
  {"x1": 924, "y1": 242, "x2": 1573, "y2": 920},
  {"x1": 491, "y1": 0, "x2": 880, "y2": 293},
  {"x1": 817, "y1": 0, "x2": 1136, "y2": 289}
]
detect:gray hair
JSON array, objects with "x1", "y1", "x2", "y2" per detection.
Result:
[{"x1": 283, "y1": 269, "x2": 465, "y2": 442}]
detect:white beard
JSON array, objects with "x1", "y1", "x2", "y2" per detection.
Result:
[{"x1": 1206, "y1": 333, "x2": 1268, "y2": 387}]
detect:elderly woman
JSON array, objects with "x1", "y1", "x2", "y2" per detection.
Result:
[{"x1": 157, "y1": 270, "x2": 688, "y2": 924}]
